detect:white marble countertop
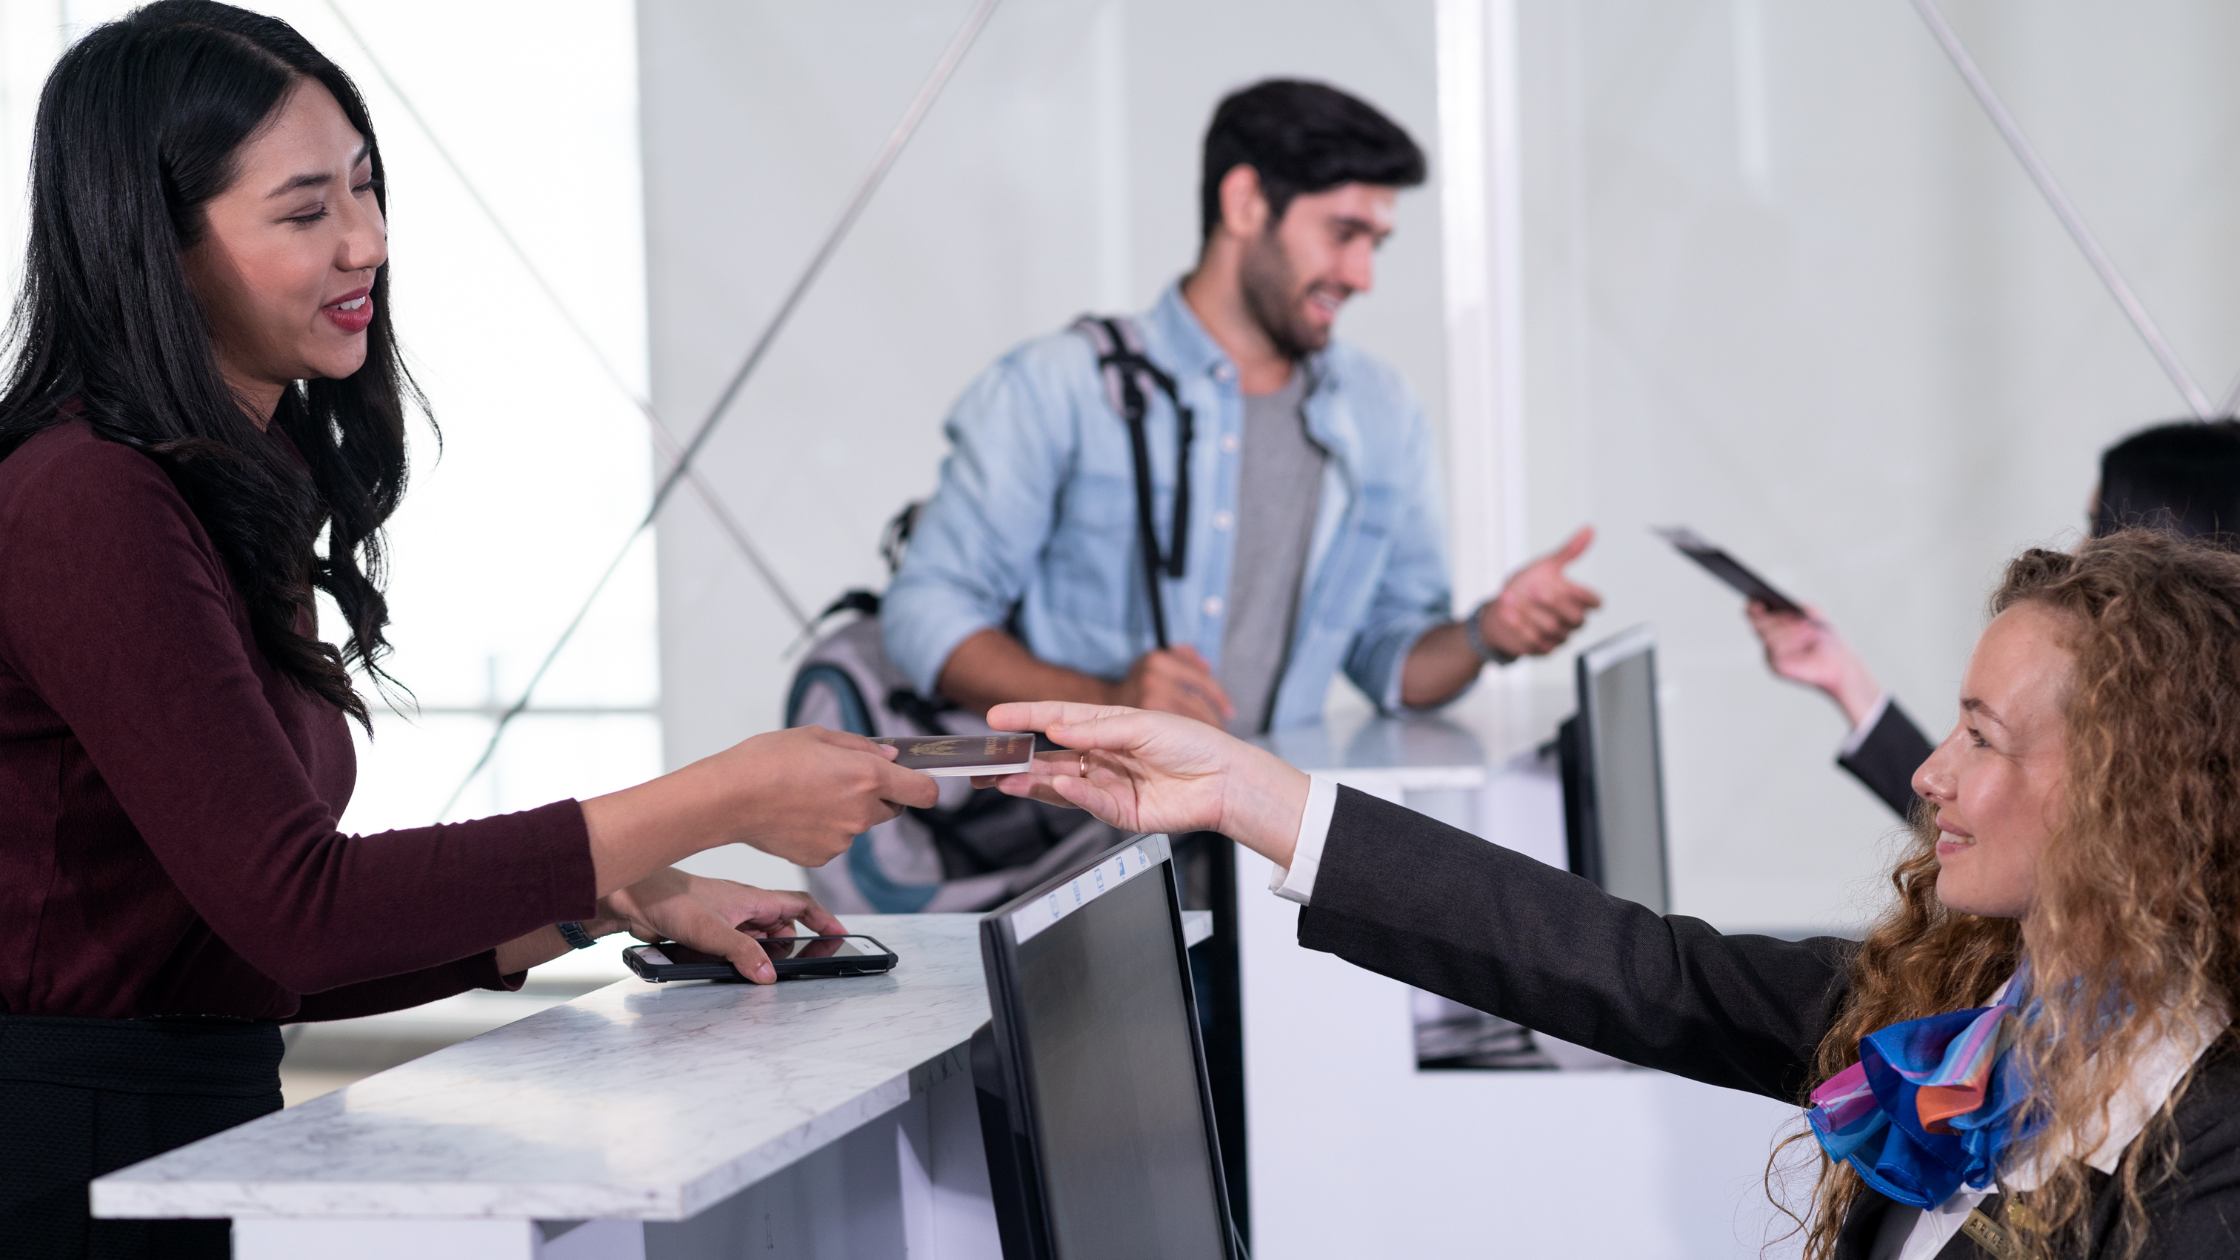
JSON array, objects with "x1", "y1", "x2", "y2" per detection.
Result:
[
  {"x1": 96, "y1": 910, "x2": 1211, "y2": 1223},
  {"x1": 1258, "y1": 683, "x2": 1572, "y2": 784}
]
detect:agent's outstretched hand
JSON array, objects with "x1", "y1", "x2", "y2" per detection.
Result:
[{"x1": 976, "y1": 702, "x2": 1310, "y2": 867}]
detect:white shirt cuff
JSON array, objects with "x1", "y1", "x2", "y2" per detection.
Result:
[
  {"x1": 1268, "y1": 774, "x2": 1340, "y2": 905},
  {"x1": 1838, "y1": 692, "x2": 1892, "y2": 758}
]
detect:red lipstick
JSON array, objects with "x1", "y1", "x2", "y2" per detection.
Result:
[{"x1": 324, "y1": 286, "x2": 373, "y2": 334}]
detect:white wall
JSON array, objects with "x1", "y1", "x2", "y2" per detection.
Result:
[
  {"x1": 639, "y1": 0, "x2": 1448, "y2": 889},
  {"x1": 311, "y1": 0, "x2": 662, "y2": 832},
  {"x1": 1504, "y1": 0, "x2": 2240, "y2": 929},
  {"x1": 644, "y1": 0, "x2": 2240, "y2": 929}
]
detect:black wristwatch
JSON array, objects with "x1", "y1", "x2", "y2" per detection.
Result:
[
  {"x1": 557, "y1": 921, "x2": 598, "y2": 951},
  {"x1": 1464, "y1": 600, "x2": 1518, "y2": 666}
]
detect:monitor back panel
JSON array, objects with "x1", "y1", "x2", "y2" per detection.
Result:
[
  {"x1": 1576, "y1": 627, "x2": 1673, "y2": 914},
  {"x1": 977, "y1": 836, "x2": 1235, "y2": 1260}
]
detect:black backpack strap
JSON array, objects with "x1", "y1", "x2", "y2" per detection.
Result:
[
  {"x1": 1073, "y1": 315, "x2": 1195, "y2": 650},
  {"x1": 1096, "y1": 318, "x2": 1193, "y2": 580},
  {"x1": 885, "y1": 686, "x2": 956, "y2": 736}
]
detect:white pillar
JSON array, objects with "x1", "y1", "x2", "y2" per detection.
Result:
[
  {"x1": 896, "y1": 1067, "x2": 1004, "y2": 1258},
  {"x1": 1435, "y1": 0, "x2": 1528, "y2": 607}
]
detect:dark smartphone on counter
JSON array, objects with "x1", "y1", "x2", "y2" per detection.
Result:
[{"x1": 623, "y1": 934, "x2": 897, "y2": 983}]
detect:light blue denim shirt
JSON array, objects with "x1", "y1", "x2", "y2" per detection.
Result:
[{"x1": 884, "y1": 284, "x2": 1459, "y2": 730}]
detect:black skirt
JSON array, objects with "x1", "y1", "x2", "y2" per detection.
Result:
[{"x1": 0, "y1": 1014, "x2": 283, "y2": 1260}]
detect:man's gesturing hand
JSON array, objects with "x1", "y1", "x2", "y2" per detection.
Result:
[
  {"x1": 1110, "y1": 645, "x2": 1236, "y2": 728},
  {"x1": 1480, "y1": 526, "x2": 1603, "y2": 658}
]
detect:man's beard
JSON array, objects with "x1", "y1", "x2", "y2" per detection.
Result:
[{"x1": 1237, "y1": 229, "x2": 1327, "y2": 360}]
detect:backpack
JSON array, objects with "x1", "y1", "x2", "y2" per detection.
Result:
[{"x1": 784, "y1": 315, "x2": 1187, "y2": 913}]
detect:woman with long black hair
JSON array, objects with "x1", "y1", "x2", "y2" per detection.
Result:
[{"x1": 0, "y1": 5, "x2": 936, "y2": 1256}]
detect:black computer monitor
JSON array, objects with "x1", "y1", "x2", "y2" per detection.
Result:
[
  {"x1": 1557, "y1": 624, "x2": 1673, "y2": 914},
  {"x1": 972, "y1": 833, "x2": 1238, "y2": 1260}
]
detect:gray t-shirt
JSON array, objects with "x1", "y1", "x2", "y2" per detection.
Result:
[{"x1": 1220, "y1": 368, "x2": 1323, "y2": 735}]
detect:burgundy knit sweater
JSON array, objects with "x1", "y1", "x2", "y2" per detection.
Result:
[{"x1": 0, "y1": 420, "x2": 597, "y2": 1021}]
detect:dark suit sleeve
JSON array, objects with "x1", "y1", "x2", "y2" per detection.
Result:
[
  {"x1": 1837, "y1": 701, "x2": 1936, "y2": 820},
  {"x1": 1295, "y1": 787, "x2": 1853, "y2": 1102}
]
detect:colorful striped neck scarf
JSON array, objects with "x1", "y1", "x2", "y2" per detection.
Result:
[{"x1": 1806, "y1": 969, "x2": 2040, "y2": 1208}]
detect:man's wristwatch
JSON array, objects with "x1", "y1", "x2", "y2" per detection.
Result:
[
  {"x1": 557, "y1": 921, "x2": 599, "y2": 951},
  {"x1": 1464, "y1": 600, "x2": 1518, "y2": 666}
]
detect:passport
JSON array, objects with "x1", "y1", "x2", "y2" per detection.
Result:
[
  {"x1": 1652, "y1": 525, "x2": 1804, "y2": 614},
  {"x1": 872, "y1": 733, "x2": 1037, "y2": 777}
]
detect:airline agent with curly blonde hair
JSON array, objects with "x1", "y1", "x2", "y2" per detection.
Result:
[{"x1": 984, "y1": 528, "x2": 2240, "y2": 1259}]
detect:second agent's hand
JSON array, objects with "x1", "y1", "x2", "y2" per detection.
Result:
[
  {"x1": 1745, "y1": 601, "x2": 1883, "y2": 728},
  {"x1": 977, "y1": 701, "x2": 1307, "y2": 867}
]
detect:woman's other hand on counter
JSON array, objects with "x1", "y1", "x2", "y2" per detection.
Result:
[
  {"x1": 582, "y1": 725, "x2": 938, "y2": 895},
  {"x1": 490, "y1": 872, "x2": 843, "y2": 982},
  {"x1": 601, "y1": 867, "x2": 845, "y2": 985},
  {"x1": 977, "y1": 702, "x2": 1310, "y2": 868}
]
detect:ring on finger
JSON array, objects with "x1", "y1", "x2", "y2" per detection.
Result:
[{"x1": 1078, "y1": 754, "x2": 1089, "y2": 777}]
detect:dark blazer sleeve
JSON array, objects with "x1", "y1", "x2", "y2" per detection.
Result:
[
  {"x1": 1837, "y1": 701, "x2": 1936, "y2": 820},
  {"x1": 1296, "y1": 786, "x2": 1854, "y2": 1102}
]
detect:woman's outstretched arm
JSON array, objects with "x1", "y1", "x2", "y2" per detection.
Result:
[
  {"x1": 983, "y1": 701, "x2": 1851, "y2": 1100},
  {"x1": 1297, "y1": 785, "x2": 1848, "y2": 1099},
  {"x1": 0, "y1": 435, "x2": 935, "y2": 1002},
  {"x1": 579, "y1": 725, "x2": 935, "y2": 895}
]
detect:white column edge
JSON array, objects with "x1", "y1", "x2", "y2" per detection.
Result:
[{"x1": 1436, "y1": 0, "x2": 1529, "y2": 618}]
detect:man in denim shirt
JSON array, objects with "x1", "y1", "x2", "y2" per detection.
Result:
[{"x1": 886, "y1": 80, "x2": 1599, "y2": 736}]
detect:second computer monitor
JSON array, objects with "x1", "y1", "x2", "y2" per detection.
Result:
[{"x1": 1565, "y1": 624, "x2": 1673, "y2": 914}]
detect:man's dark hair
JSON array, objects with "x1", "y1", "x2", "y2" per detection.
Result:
[
  {"x1": 1199, "y1": 79, "x2": 1426, "y2": 242},
  {"x1": 2092, "y1": 420, "x2": 2240, "y2": 543}
]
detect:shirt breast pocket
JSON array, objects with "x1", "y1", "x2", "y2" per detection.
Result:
[
  {"x1": 1056, "y1": 471, "x2": 1139, "y2": 533},
  {"x1": 1313, "y1": 483, "x2": 1399, "y2": 630},
  {"x1": 1045, "y1": 471, "x2": 1141, "y2": 623}
]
